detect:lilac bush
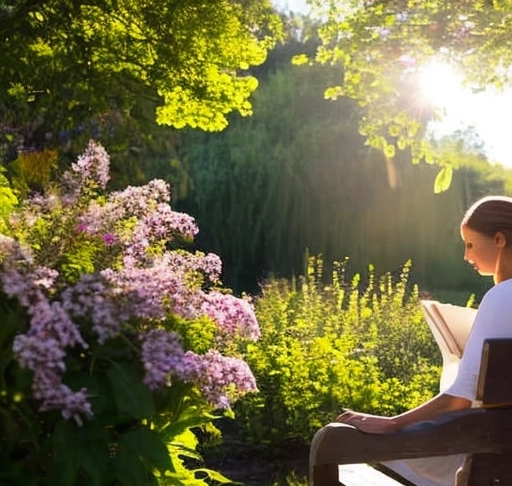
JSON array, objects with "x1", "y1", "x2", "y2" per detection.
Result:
[{"x1": 0, "y1": 140, "x2": 259, "y2": 486}]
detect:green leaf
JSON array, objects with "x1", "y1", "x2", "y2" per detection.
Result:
[
  {"x1": 110, "y1": 443, "x2": 152, "y2": 486},
  {"x1": 121, "y1": 426, "x2": 172, "y2": 471},
  {"x1": 51, "y1": 420, "x2": 110, "y2": 486},
  {"x1": 51, "y1": 421, "x2": 82, "y2": 486},
  {"x1": 0, "y1": 307, "x2": 23, "y2": 348},
  {"x1": 194, "y1": 468, "x2": 234, "y2": 485},
  {"x1": 160, "y1": 406, "x2": 219, "y2": 441},
  {"x1": 106, "y1": 361, "x2": 155, "y2": 420},
  {"x1": 434, "y1": 166, "x2": 453, "y2": 194}
]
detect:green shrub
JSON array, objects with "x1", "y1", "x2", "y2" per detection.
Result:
[{"x1": 234, "y1": 257, "x2": 442, "y2": 444}]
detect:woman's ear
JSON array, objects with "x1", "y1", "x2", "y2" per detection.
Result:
[{"x1": 495, "y1": 231, "x2": 507, "y2": 248}]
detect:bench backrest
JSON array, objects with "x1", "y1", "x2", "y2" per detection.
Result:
[{"x1": 477, "y1": 338, "x2": 512, "y2": 405}]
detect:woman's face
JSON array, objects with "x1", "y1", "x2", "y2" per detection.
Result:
[{"x1": 460, "y1": 225, "x2": 503, "y2": 276}]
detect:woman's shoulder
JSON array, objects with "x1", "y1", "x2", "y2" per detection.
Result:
[{"x1": 481, "y1": 279, "x2": 512, "y2": 304}]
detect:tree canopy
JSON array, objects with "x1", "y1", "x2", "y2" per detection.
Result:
[
  {"x1": 299, "y1": 0, "x2": 512, "y2": 171},
  {"x1": 0, "y1": 0, "x2": 281, "y2": 152}
]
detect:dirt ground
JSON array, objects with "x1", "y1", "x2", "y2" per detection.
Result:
[{"x1": 202, "y1": 424, "x2": 310, "y2": 486}]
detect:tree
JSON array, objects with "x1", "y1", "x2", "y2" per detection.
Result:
[
  {"x1": 178, "y1": 50, "x2": 501, "y2": 294},
  {"x1": 298, "y1": 0, "x2": 512, "y2": 172},
  {"x1": 0, "y1": 0, "x2": 281, "y2": 153}
]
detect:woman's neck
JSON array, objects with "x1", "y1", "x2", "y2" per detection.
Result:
[{"x1": 495, "y1": 247, "x2": 512, "y2": 284}]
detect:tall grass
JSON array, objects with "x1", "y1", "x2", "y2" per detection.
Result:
[{"x1": 234, "y1": 257, "x2": 442, "y2": 445}]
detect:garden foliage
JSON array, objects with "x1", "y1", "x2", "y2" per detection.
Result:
[
  {"x1": 0, "y1": 0, "x2": 281, "y2": 143},
  {"x1": 235, "y1": 257, "x2": 442, "y2": 445},
  {"x1": 0, "y1": 141, "x2": 259, "y2": 486},
  {"x1": 180, "y1": 59, "x2": 495, "y2": 297}
]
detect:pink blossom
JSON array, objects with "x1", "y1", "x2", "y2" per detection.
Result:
[
  {"x1": 140, "y1": 330, "x2": 257, "y2": 409},
  {"x1": 32, "y1": 369, "x2": 92, "y2": 426},
  {"x1": 201, "y1": 292, "x2": 260, "y2": 340},
  {"x1": 71, "y1": 139, "x2": 110, "y2": 189},
  {"x1": 102, "y1": 232, "x2": 117, "y2": 246},
  {"x1": 141, "y1": 329, "x2": 185, "y2": 390},
  {"x1": 167, "y1": 211, "x2": 199, "y2": 239},
  {"x1": 62, "y1": 274, "x2": 128, "y2": 343},
  {"x1": 398, "y1": 54, "x2": 416, "y2": 68},
  {"x1": 2, "y1": 260, "x2": 90, "y2": 422},
  {"x1": 182, "y1": 350, "x2": 258, "y2": 409},
  {"x1": 109, "y1": 179, "x2": 171, "y2": 216}
]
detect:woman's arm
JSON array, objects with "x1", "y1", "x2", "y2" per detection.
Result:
[
  {"x1": 336, "y1": 393, "x2": 471, "y2": 434},
  {"x1": 336, "y1": 281, "x2": 512, "y2": 434}
]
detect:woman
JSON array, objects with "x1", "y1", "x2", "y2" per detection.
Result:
[{"x1": 336, "y1": 195, "x2": 512, "y2": 486}]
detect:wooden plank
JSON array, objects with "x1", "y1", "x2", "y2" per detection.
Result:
[
  {"x1": 467, "y1": 454, "x2": 512, "y2": 486},
  {"x1": 310, "y1": 408, "x2": 512, "y2": 467},
  {"x1": 312, "y1": 464, "x2": 339, "y2": 486},
  {"x1": 476, "y1": 339, "x2": 512, "y2": 405},
  {"x1": 339, "y1": 464, "x2": 407, "y2": 486}
]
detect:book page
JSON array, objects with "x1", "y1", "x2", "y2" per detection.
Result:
[{"x1": 421, "y1": 300, "x2": 477, "y2": 391}]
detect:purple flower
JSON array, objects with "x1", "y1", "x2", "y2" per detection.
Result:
[
  {"x1": 182, "y1": 350, "x2": 258, "y2": 409},
  {"x1": 2, "y1": 257, "x2": 91, "y2": 422},
  {"x1": 141, "y1": 329, "x2": 186, "y2": 390},
  {"x1": 62, "y1": 274, "x2": 127, "y2": 344},
  {"x1": 398, "y1": 54, "x2": 416, "y2": 68},
  {"x1": 76, "y1": 222, "x2": 88, "y2": 233},
  {"x1": 102, "y1": 232, "x2": 117, "y2": 246},
  {"x1": 168, "y1": 211, "x2": 199, "y2": 239},
  {"x1": 201, "y1": 292, "x2": 260, "y2": 341},
  {"x1": 70, "y1": 139, "x2": 110, "y2": 189},
  {"x1": 1, "y1": 141, "x2": 260, "y2": 425},
  {"x1": 32, "y1": 369, "x2": 92, "y2": 426},
  {"x1": 140, "y1": 330, "x2": 258, "y2": 409}
]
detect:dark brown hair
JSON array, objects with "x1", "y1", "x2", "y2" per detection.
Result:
[{"x1": 462, "y1": 196, "x2": 512, "y2": 238}]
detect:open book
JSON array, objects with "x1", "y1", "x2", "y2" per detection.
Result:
[{"x1": 420, "y1": 300, "x2": 477, "y2": 392}]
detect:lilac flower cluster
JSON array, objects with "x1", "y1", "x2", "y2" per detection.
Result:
[
  {"x1": 78, "y1": 179, "x2": 172, "y2": 236},
  {"x1": 165, "y1": 251, "x2": 222, "y2": 283},
  {"x1": 141, "y1": 205, "x2": 198, "y2": 239},
  {"x1": 141, "y1": 330, "x2": 257, "y2": 409},
  {"x1": 61, "y1": 274, "x2": 129, "y2": 343},
  {"x1": 100, "y1": 257, "x2": 198, "y2": 322},
  {"x1": 126, "y1": 207, "x2": 198, "y2": 261},
  {"x1": 183, "y1": 350, "x2": 258, "y2": 409},
  {"x1": 1, "y1": 252, "x2": 91, "y2": 424},
  {"x1": 99, "y1": 255, "x2": 258, "y2": 341},
  {"x1": 141, "y1": 329, "x2": 185, "y2": 390},
  {"x1": 1, "y1": 141, "x2": 261, "y2": 424},
  {"x1": 201, "y1": 292, "x2": 260, "y2": 341},
  {"x1": 70, "y1": 139, "x2": 110, "y2": 189},
  {"x1": 77, "y1": 179, "x2": 198, "y2": 261},
  {"x1": 59, "y1": 251, "x2": 252, "y2": 348},
  {"x1": 77, "y1": 200, "x2": 125, "y2": 235},
  {"x1": 109, "y1": 179, "x2": 172, "y2": 216}
]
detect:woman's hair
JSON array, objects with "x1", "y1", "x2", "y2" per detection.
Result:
[{"x1": 462, "y1": 196, "x2": 512, "y2": 238}]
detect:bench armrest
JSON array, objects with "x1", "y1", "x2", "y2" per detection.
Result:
[{"x1": 310, "y1": 407, "x2": 512, "y2": 468}]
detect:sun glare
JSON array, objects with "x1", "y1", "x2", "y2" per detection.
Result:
[
  {"x1": 418, "y1": 59, "x2": 466, "y2": 112},
  {"x1": 419, "y1": 58, "x2": 512, "y2": 167}
]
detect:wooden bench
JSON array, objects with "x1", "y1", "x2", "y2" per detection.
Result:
[{"x1": 309, "y1": 338, "x2": 512, "y2": 486}]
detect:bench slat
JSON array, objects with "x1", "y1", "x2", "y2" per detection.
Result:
[{"x1": 477, "y1": 339, "x2": 512, "y2": 404}]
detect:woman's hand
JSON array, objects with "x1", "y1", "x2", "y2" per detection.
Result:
[
  {"x1": 335, "y1": 394, "x2": 471, "y2": 434},
  {"x1": 335, "y1": 409, "x2": 399, "y2": 434}
]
